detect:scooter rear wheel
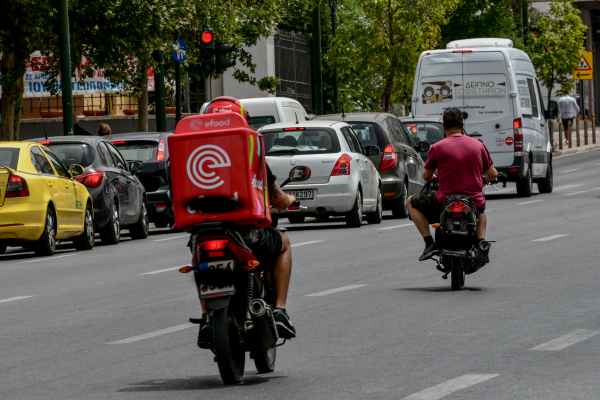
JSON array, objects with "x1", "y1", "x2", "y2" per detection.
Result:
[
  {"x1": 213, "y1": 307, "x2": 245, "y2": 384},
  {"x1": 450, "y1": 257, "x2": 465, "y2": 291}
]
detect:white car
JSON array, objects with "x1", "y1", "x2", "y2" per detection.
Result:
[{"x1": 258, "y1": 121, "x2": 383, "y2": 227}]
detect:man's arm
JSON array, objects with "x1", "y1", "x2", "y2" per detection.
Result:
[
  {"x1": 484, "y1": 166, "x2": 498, "y2": 184},
  {"x1": 423, "y1": 169, "x2": 437, "y2": 182},
  {"x1": 269, "y1": 180, "x2": 296, "y2": 211}
]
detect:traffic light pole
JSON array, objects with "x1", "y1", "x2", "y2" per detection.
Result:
[
  {"x1": 175, "y1": 31, "x2": 183, "y2": 124},
  {"x1": 58, "y1": 0, "x2": 73, "y2": 135},
  {"x1": 204, "y1": 76, "x2": 211, "y2": 103},
  {"x1": 313, "y1": 4, "x2": 323, "y2": 115},
  {"x1": 153, "y1": 50, "x2": 167, "y2": 132}
]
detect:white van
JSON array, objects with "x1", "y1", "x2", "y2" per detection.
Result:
[
  {"x1": 202, "y1": 97, "x2": 309, "y2": 131},
  {"x1": 411, "y1": 38, "x2": 554, "y2": 197}
]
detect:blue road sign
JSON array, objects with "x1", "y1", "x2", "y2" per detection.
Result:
[{"x1": 173, "y1": 39, "x2": 188, "y2": 63}]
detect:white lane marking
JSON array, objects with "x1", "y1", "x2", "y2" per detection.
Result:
[
  {"x1": 553, "y1": 184, "x2": 583, "y2": 191},
  {"x1": 0, "y1": 295, "x2": 35, "y2": 304},
  {"x1": 107, "y1": 323, "x2": 194, "y2": 344},
  {"x1": 305, "y1": 284, "x2": 367, "y2": 297},
  {"x1": 379, "y1": 223, "x2": 413, "y2": 230},
  {"x1": 19, "y1": 254, "x2": 75, "y2": 264},
  {"x1": 533, "y1": 234, "x2": 570, "y2": 242},
  {"x1": 530, "y1": 329, "x2": 600, "y2": 351},
  {"x1": 562, "y1": 168, "x2": 581, "y2": 173},
  {"x1": 517, "y1": 200, "x2": 544, "y2": 205},
  {"x1": 565, "y1": 191, "x2": 588, "y2": 196},
  {"x1": 153, "y1": 235, "x2": 189, "y2": 242},
  {"x1": 141, "y1": 265, "x2": 187, "y2": 275},
  {"x1": 403, "y1": 374, "x2": 499, "y2": 400},
  {"x1": 291, "y1": 240, "x2": 323, "y2": 248}
]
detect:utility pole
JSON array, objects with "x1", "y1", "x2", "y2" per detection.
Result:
[
  {"x1": 153, "y1": 50, "x2": 167, "y2": 132},
  {"x1": 175, "y1": 31, "x2": 183, "y2": 125},
  {"x1": 58, "y1": 0, "x2": 73, "y2": 135},
  {"x1": 331, "y1": 0, "x2": 339, "y2": 113},
  {"x1": 313, "y1": 3, "x2": 323, "y2": 115}
]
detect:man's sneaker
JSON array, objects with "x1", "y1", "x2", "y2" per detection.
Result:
[
  {"x1": 197, "y1": 316, "x2": 211, "y2": 348},
  {"x1": 273, "y1": 308, "x2": 296, "y2": 339},
  {"x1": 419, "y1": 243, "x2": 439, "y2": 261}
]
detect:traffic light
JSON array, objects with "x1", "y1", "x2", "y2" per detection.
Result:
[
  {"x1": 200, "y1": 29, "x2": 215, "y2": 76},
  {"x1": 216, "y1": 41, "x2": 236, "y2": 74}
]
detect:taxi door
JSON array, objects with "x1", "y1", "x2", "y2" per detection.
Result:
[
  {"x1": 31, "y1": 146, "x2": 70, "y2": 231},
  {"x1": 42, "y1": 148, "x2": 81, "y2": 231}
]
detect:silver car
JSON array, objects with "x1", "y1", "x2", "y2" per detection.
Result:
[{"x1": 259, "y1": 121, "x2": 382, "y2": 228}]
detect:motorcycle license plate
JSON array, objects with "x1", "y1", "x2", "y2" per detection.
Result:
[
  {"x1": 198, "y1": 260, "x2": 236, "y2": 299},
  {"x1": 284, "y1": 189, "x2": 314, "y2": 200}
]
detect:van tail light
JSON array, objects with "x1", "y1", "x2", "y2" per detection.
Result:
[
  {"x1": 380, "y1": 144, "x2": 397, "y2": 171},
  {"x1": 156, "y1": 140, "x2": 166, "y2": 162},
  {"x1": 446, "y1": 201, "x2": 470, "y2": 213},
  {"x1": 200, "y1": 239, "x2": 229, "y2": 251},
  {"x1": 6, "y1": 175, "x2": 30, "y2": 198},
  {"x1": 75, "y1": 170, "x2": 105, "y2": 188},
  {"x1": 331, "y1": 153, "x2": 352, "y2": 176},
  {"x1": 513, "y1": 118, "x2": 523, "y2": 153}
]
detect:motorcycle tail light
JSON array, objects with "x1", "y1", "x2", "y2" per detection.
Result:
[
  {"x1": 200, "y1": 239, "x2": 229, "y2": 251},
  {"x1": 446, "y1": 201, "x2": 470, "y2": 213},
  {"x1": 380, "y1": 144, "x2": 397, "y2": 171},
  {"x1": 5, "y1": 174, "x2": 30, "y2": 198}
]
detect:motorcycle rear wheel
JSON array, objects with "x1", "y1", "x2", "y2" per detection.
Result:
[
  {"x1": 254, "y1": 346, "x2": 276, "y2": 373},
  {"x1": 213, "y1": 307, "x2": 246, "y2": 384},
  {"x1": 450, "y1": 257, "x2": 465, "y2": 291}
]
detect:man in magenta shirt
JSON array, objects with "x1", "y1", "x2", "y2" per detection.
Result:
[{"x1": 408, "y1": 108, "x2": 498, "y2": 261}]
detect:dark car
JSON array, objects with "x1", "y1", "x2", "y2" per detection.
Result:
[
  {"x1": 312, "y1": 113, "x2": 429, "y2": 218},
  {"x1": 399, "y1": 116, "x2": 445, "y2": 162},
  {"x1": 30, "y1": 137, "x2": 149, "y2": 244},
  {"x1": 108, "y1": 132, "x2": 173, "y2": 228}
]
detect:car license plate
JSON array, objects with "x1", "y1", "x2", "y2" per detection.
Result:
[
  {"x1": 199, "y1": 260, "x2": 236, "y2": 299},
  {"x1": 284, "y1": 189, "x2": 314, "y2": 200}
]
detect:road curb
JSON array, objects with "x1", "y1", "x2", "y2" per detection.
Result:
[{"x1": 553, "y1": 143, "x2": 600, "y2": 157}]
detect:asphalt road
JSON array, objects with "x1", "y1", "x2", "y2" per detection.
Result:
[{"x1": 1, "y1": 150, "x2": 599, "y2": 399}]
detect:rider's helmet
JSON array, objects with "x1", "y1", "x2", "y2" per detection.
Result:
[{"x1": 202, "y1": 96, "x2": 250, "y2": 121}]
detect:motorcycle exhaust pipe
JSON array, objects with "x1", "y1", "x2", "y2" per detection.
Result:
[
  {"x1": 472, "y1": 239, "x2": 491, "y2": 270},
  {"x1": 249, "y1": 299, "x2": 279, "y2": 350}
]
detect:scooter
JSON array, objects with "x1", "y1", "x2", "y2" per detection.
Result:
[{"x1": 179, "y1": 166, "x2": 309, "y2": 384}]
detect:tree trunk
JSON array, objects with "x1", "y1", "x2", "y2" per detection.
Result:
[
  {"x1": 381, "y1": 69, "x2": 396, "y2": 113},
  {"x1": 547, "y1": 77, "x2": 554, "y2": 112},
  {"x1": 1, "y1": 50, "x2": 17, "y2": 141},
  {"x1": 138, "y1": 68, "x2": 149, "y2": 132},
  {"x1": 13, "y1": 74, "x2": 24, "y2": 141}
]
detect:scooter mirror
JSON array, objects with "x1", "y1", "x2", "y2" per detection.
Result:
[{"x1": 289, "y1": 166, "x2": 311, "y2": 182}]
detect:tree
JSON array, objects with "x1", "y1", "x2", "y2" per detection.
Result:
[
  {"x1": 526, "y1": 0, "x2": 587, "y2": 109},
  {"x1": 330, "y1": 0, "x2": 460, "y2": 113}
]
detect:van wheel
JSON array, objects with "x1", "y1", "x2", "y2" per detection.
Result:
[
  {"x1": 516, "y1": 164, "x2": 533, "y2": 197},
  {"x1": 288, "y1": 215, "x2": 305, "y2": 224},
  {"x1": 0, "y1": 244, "x2": 6, "y2": 254},
  {"x1": 391, "y1": 181, "x2": 409, "y2": 219},
  {"x1": 345, "y1": 191, "x2": 363, "y2": 228},
  {"x1": 35, "y1": 208, "x2": 56, "y2": 256},
  {"x1": 537, "y1": 163, "x2": 553, "y2": 193}
]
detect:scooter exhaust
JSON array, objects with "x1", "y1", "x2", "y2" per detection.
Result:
[{"x1": 249, "y1": 299, "x2": 279, "y2": 350}]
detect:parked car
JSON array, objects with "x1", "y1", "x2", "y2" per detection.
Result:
[
  {"x1": 30, "y1": 137, "x2": 149, "y2": 244},
  {"x1": 412, "y1": 37, "x2": 554, "y2": 197},
  {"x1": 312, "y1": 113, "x2": 428, "y2": 218},
  {"x1": 109, "y1": 132, "x2": 173, "y2": 228},
  {"x1": 0, "y1": 142, "x2": 95, "y2": 256},
  {"x1": 258, "y1": 120, "x2": 382, "y2": 228},
  {"x1": 202, "y1": 97, "x2": 310, "y2": 131},
  {"x1": 399, "y1": 116, "x2": 445, "y2": 161}
]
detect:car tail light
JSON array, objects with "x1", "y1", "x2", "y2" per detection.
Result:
[
  {"x1": 284, "y1": 127, "x2": 305, "y2": 131},
  {"x1": 513, "y1": 118, "x2": 523, "y2": 154},
  {"x1": 112, "y1": 141, "x2": 127, "y2": 144},
  {"x1": 380, "y1": 144, "x2": 397, "y2": 171},
  {"x1": 5, "y1": 175, "x2": 30, "y2": 198},
  {"x1": 446, "y1": 201, "x2": 470, "y2": 213},
  {"x1": 39, "y1": 141, "x2": 51, "y2": 145},
  {"x1": 200, "y1": 239, "x2": 229, "y2": 251},
  {"x1": 75, "y1": 170, "x2": 105, "y2": 188},
  {"x1": 156, "y1": 139, "x2": 166, "y2": 162},
  {"x1": 331, "y1": 153, "x2": 352, "y2": 176}
]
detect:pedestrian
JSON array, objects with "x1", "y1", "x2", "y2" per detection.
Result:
[
  {"x1": 73, "y1": 112, "x2": 93, "y2": 136},
  {"x1": 97, "y1": 123, "x2": 111, "y2": 136},
  {"x1": 558, "y1": 91, "x2": 580, "y2": 145}
]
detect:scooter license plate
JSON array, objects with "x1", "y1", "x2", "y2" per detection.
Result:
[{"x1": 198, "y1": 260, "x2": 236, "y2": 299}]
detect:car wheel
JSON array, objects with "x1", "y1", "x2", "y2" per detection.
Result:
[
  {"x1": 288, "y1": 215, "x2": 305, "y2": 224},
  {"x1": 130, "y1": 201, "x2": 149, "y2": 239},
  {"x1": 366, "y1": 187, "x2": 383, "y2": 224},
  {"x1": 35, "y1": 207, "x2": 56, "y2": 256},
  {"x1": 153, "y1": 217, "x2": 168, "y2": 229},
  {"x1": 516, "y1": 163, "x2": 533, "y2": 197},
  {"x1": 100, "y1": 202, "x2": 120, "y2": 245},
  {"x1": 74, "y1": 204, "x2": 95, "y2": 251},
  {"x1": 0, "y1": 244, "x2": 7, "y2": 254},
  {"x1": 537, "y1": 162, "x2": 553, "y2": 193},
  {"x1": 345, "y1": 190, "x2": 363, "y2": 228},
  {"x1": 314, "y1": 214, "x2": 329, "y2": 221},
  {"x1": 391, "y1": 180, "x2": 409, "y2": 219}
]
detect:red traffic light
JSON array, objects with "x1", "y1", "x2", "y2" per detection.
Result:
[{"x1": 201, "y1": 31, "x2": 214, "y2": 44}]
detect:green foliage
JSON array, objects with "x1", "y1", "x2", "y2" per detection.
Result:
[{"x1": 526, "y1": 0, "x2": 587, "y2": 108}]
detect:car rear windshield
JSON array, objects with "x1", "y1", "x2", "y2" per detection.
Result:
[
  {"x1": 112, "y1": 141, "x2": 157, "y2": 162},
  {"x1": 404, "y1": 122, "x2": 445, "y2": 145},
  {"x1": 248, "y1": 115, "x2": 276, "y2": 131},
  {"x1": 45, "y1": 144, "x2": 96, "y2": 168},
  {"x1": 261, "y1": 128, "x2": 341, "y2": 156},
  {"x1": 344, "y1": 122, "x2": 388, "y2": 150},
  {"x1": 0, "y1": 148, "x2": 20, "y2": 170}
]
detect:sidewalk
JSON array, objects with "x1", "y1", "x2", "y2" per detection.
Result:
[{"x1": 549, "y1": 123, "x2": 600, "y2": 156}]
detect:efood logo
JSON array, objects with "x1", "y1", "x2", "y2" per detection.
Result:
[
  {"x1": 187, "y1": 145, "x2": 231, "y2": 189},
  {"x1": 190, "y1": 118, "x2": 203, "y2": 131}
]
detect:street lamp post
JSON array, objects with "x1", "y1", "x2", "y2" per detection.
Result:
[
  {"x1": 313, "y1": 4, "x2": 323, "y2": 115},
  {"x1": 58, "y1": 0, "x2": 73, "y2": 135},
  {"x1": 331, "y1": 0, "x2": 339, "y2": 114}
]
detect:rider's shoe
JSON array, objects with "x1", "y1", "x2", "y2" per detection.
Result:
[
  {"x1": 273, "y1": 308, "x2": 296, "y2": 339},
  {"x1": 197, "y1": 314, "x2": 211, "y2": 348},
  {"x1": 419, "y1": 243, "x2": 439, "y2": 261}
]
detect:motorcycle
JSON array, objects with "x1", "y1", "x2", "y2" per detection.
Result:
[
  {"x1": 428, "y1": 177, "x2": 496, "y2": 291},
  {"x1": 178, "y1": 166, "x2": 310, "y2": 384}
]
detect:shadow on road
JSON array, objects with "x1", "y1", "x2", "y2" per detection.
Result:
[
  {"x1": 117, "y1": 373, "x2": 285, "y2": 392},
  {"x1": 485, "y1": 192, "x2": 541, "y2": 201},
  {"x1": 398, "y1": 286, "x2": 484, "y2": 292}
]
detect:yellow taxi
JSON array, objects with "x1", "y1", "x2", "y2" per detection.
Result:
[{"x1": 0, "y1": 142, "x2": 95, "y2": 256}]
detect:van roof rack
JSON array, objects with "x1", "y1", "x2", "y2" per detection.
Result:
[{"x1": 446, "y1": 38, "x2": 513, "y2": 49}]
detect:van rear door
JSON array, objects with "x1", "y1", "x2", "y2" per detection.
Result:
[{"x1": 415, "y1": 52, "x2": 464, "y2": 117}]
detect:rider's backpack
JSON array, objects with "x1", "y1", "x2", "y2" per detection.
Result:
[{"x1": 168, "y1": 112, "x2": 272, "y2": 230}]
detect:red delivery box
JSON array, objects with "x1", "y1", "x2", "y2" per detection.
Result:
[{"x1": 168, "y1": 112, "x2": 271, "y2": 230}]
